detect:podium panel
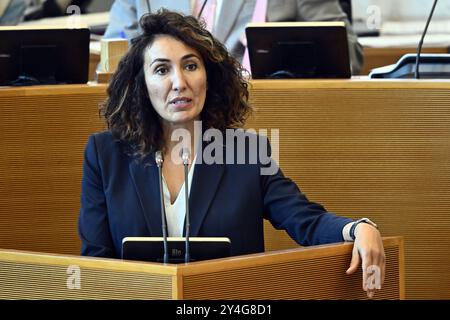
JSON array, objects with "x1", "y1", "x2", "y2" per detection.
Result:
[
  {"x1": 0, "y1": 237, "x2": 403, "y2": 300},
  {"x1": 179, "y1": 237, "x2": 403, "y2": 300}
]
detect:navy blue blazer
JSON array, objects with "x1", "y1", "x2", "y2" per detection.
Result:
[{"x1": 79, "y1": 131, "x2": 352, "y2": 258}]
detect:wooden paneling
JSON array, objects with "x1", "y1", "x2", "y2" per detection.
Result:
[
  {"x1": 361, "y1": 46, "x2": 450, "y2": 75},
  {"x1": 246, "y1": 79, "x2": 450, "y2": 299},
  {"x1": 180, "y1": 237, "x2": 403, "y2": 300},
  {"x1": 0, "y1": 85, "x2": 107, "y2": 255},
  {"x1": 0, "y1": 249, "x2": 175, "y2": 299},
  {"x1": 0, "y1": 237, "x2": 403, "y2": 300},
  {"x1": 89, "y1": 52, "x2": 101, "y2": 81},
  {"x1": 1, "y1": 80, "x2": 449, "y2": 299}
]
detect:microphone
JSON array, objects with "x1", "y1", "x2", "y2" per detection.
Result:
[
  {"x1": 369, "y1": 0, "x2": 450, "y2": 79},
  {"x1": 155, "y1": 151, "x2": 169, "y2": 264},
  {"x1": 180, "y1": 147, "x2": 191, "y2": 263},
  {"x1": 197, "y1": 0, "x2": 208, "y2": 19},
  {"x1": 415, "y1": 0, "x2": 439, "y2": 79}
]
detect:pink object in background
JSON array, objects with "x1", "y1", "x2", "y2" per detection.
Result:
[{"x1": 195, "y1": 0, "x2": 218, "y2": 32}]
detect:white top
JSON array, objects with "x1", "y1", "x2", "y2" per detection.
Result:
[{"x1": 162, "y1": 156, "x2": 197, "y2": 237}]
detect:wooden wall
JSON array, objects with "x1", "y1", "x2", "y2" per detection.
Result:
[
  {"x1": 0, "y1": 85, "x2": 106, "y2": 254},
  {"x1": 247, "y1": 79, "x2": 450, "y2": 299},
  {"x1": 1, "y1": 80, "x2": 450, "y2": 299}
]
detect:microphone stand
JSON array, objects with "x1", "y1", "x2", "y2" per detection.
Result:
[
  {"x1": 197, "y1": 0, "x2": 208, "y2": 19},
  {"x1": 155, "y1": 151, "x2": 169, "y2": 264},
  {"x1": 181, "y1": 148, "x2": 191, "y2": 263},
  {"x1": 415, "y1": 0, "x2": 439, "y2": 79}
]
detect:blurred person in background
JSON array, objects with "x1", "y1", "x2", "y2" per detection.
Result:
[
  {"x1": 0, "y1": 0, "x2": 28, "y2": 25},
  {"x1": 104, "y1": 0, "x2": 363, "y2": 74},
  {"x1": 23, "y1": 0, "x2": 92, "y2": 20}
]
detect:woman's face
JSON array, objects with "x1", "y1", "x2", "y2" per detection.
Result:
[{"x1": 144, "y1": 35, "x2": 207, "y2": 127}]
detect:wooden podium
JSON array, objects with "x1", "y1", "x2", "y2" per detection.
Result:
[{"x1": 0, "y1": 236, "x2": 403, "y2": 300}]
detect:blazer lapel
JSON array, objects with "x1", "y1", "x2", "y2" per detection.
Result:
[
  {"x1": 188, "y1": 159, "x2": 225, "y2": 236},
  {"x1": 128, "y1": 156, "x2": 163, "y2": 236},
  {"x1": 128, "y1": 143, "x2": 225, "y2": 237},
  {"x1": 215, "y1": 0, "x2": 246, "y2": 42}
]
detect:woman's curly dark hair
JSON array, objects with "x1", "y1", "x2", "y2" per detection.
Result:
[{"x1": 101, "y1": 9, "x2": 251, "y2": 159}]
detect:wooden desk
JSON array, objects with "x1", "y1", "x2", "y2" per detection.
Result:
[
  {"x1": 1, "y1": 80, "x2": 450, "y2": 299},
  {"x1": 89, "y1": 51, "x2": 100, "y2": 81},
  {"x1": 0, "y1": 236, "x2": 404, "y2": 299},
  {"x1": 361, "y1": 46, "x2": 450, "y2": 75},
  {"x1": 89, "y1": 41, "x2": 450, "y2": 77}
]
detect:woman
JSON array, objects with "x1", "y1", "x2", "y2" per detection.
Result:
[{"x1": 79, "y1": 9, "x2": 384, "y2": 297}]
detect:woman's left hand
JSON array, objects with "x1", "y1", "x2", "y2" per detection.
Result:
[{"x1": 346, "y1": 223, "x2": 386, "y2": 298}]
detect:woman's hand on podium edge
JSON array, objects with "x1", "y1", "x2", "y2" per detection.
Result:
[{"x1": 346, "y1": 223, "x2": 386, "y2": 298}]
